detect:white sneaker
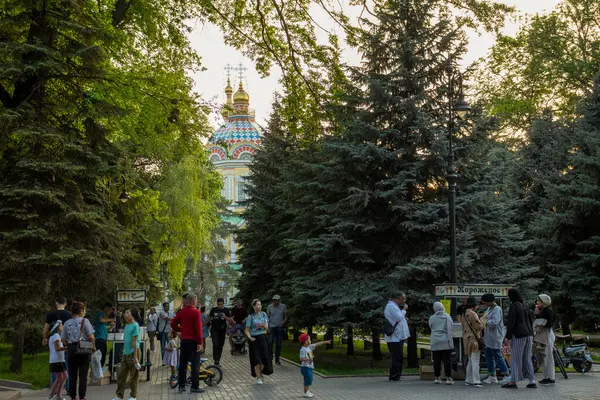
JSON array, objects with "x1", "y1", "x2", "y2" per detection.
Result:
[
  {"x1": 256, "y1": 378, "x2": 263, "y2": 385},
  {"x1": 303, "y1": 392, "x2": 314, "y2": 398},
  {"x1": 482, "y1": 376, "x2": 498, "y2": 384},
  {"x1": 434, "y1": 378, "x2": 441, "y2": 384},
  {"x1": 307, "y1": 391, "x2": 315, "y2": 397},
  {"x1": 446, "y1": 378, "x2": 454, "y2": 385},
  {"x1": 499, "y1": 376, "x2": 511, "y2": 384},
  {"x1": 474, "y1": 383, "x2": 483, "y2": 388}
]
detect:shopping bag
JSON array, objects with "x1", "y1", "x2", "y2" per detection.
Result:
[{"x1": 91, "y1": 350, "x2": 103, "y2": 381}]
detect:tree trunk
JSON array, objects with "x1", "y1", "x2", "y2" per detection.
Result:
[
  {"x1": 371, "y1": 327, "x2": 383, "y2": 361},
  {"x1": 406, "y1": 324, "x2": 418, "y2": 368},
  {"x1": 307, "y1": 325, "x2": 313, "y2": 337},
  {"x1": 293, "y1": 328, "x2": 300, "y2": 343},
  {"x1": 9, "y1": 331, "x2": 24, "y2": 373},
  {"x1": 325, "y1": 326, "x2": 334, "y2": 350},
  {"x1": 346, "y1": 324, "x2": 355, "y2": 356}
]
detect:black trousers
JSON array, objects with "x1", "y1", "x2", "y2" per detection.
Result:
[
  {"x1": 211, "y1": 329, "x2": 226, "y2": 363},
  {"x1": 432, "y1": 349, "x2": 452, "y2": 378},
  {"x1": 67, "y1": 344, "x2": 90, "y2": 399},
  {"x1": 179, "y1": 340, "x2": 200, "y2": 389},
  {"x1": 388, "y1": 340, "x2": 404, "y2": 380},
  {"x1": 96, "y1": 338, "x2": 107, "y2": 367}
]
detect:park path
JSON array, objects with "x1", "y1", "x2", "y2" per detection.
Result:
[{"x1": 22, "y1": 339, "x2": 600, "y2": 400}]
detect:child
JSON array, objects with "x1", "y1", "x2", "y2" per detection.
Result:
[
  {"x1": 298, "y1": 333, "x2": 330, "y2": 398},
  {"x1": 48, "y1": 320, "x2": 67, "y2": 400},
  {"x1": 164, "y1": 330, "x2": 179, "y2": 376}
]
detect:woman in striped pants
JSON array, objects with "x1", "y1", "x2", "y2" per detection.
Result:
[{"x1": 502, "y1": 288, "x2": 537, "y2": 389}]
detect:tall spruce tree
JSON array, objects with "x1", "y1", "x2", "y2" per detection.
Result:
[{"x1": 532, "y1": 78, "x2": 600, "y2": 329}]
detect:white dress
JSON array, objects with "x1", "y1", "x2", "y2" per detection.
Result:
[{"x1": 163, "y1": 340, "x2": 178, "y2": 367}]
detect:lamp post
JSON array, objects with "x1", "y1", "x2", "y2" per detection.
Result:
[{"x1": 445, "y1": 58, "x2": 470, "y2": 317}]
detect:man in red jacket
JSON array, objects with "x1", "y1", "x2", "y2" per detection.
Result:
[{"x1": 171, "y1": 293, "x2": 204, "y2": 394}]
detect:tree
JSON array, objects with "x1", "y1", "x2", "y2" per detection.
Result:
[
  {"x1": 532, "y1": 77, "x2": 600, "y2": 329},
  {"x1": 475, "y1": 0, "x2": 600, "y2": 133}
]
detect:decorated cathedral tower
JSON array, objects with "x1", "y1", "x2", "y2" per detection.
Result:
[{"x1": 206, "y1": 64, "x2": 263, "y2": 303}]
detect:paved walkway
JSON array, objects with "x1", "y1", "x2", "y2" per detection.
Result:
[{"x1": 23, "y1": 340, "x2": 600, "y2": 400}]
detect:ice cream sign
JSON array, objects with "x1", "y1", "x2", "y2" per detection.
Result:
[{"x1": 435, "y1": 284, "x2": 513, "y2": 298}]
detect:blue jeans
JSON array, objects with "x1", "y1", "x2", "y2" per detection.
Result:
[
  {"x1": 50, "y1": 352, "x2": 69, "y2": 388},
  {"x1": 269, "y1": 326, "x2": 283, "y2": 362},
  {"x1": 485, "y1": 347, "x2": 509, "y2": 375},
  {"x1": 160, "y1": 331, "x2": 170, "y2": 361},
  {"x1": 301, "y1": 366, "x2": 313, "y2": 387}
]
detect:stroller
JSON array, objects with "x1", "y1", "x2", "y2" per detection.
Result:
[{"x1": 229, "y1": 323, "x2": 247, "y2": 355}]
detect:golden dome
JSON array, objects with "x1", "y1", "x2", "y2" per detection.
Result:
[
  {"x1": 233, "y1": 82, "x2": 250, "y2": 104},
  {"x1": 225, "y1": 78, "x2": 233, "y2": 95}
]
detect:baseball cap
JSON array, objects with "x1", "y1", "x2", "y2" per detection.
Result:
[
  {"x1": 299, "y1": 333, "x2": 309, "y2": 344},
  {"x1": 272, "y1": 295, "x2": 281, "y2": 300}
]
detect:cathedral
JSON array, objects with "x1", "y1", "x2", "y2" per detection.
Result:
[{"x1": 206, "y1": 72, "x2": 263, "y2": 304}]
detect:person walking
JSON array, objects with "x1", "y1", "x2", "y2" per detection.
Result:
[
  {"x1": 94, "y1": 302, "x2": 115, "y2": 369},
  {"x1": 111, "y1": 308, "x2": 141, "y2": 400},
  {"x1": 171, "y1": 294, "x2": 204, "y2": 394},
  {"x1": 208, "y1": 298, "x2": 232, "y2": 366},
  {"x1": 245, "y1": 299, "x2": 273, "y2": 385},
  {"x1": 43, "y1": 297, "x2": 72, "y2": 388},
  {"x1": 48, "y1": 321, "x2": 67, "y2": 400},
  {"x1": 384, "y1": 291, "x2": 410, "y2": 381},
  {"x1": 200, "y1": 306, "x2": 209, "y2": 352},
  {"x1": 146, "y1": 307, "x2": 158, "y2": 353},
  {"x1": 502, "y1": 288, "x2": 537, "y2": 389},
  {"x1": 461, "y1": 296, "x2": 483, "y2": 387},
  {"x1": 61, "y1": 301, "x2": 95, "y2": 400},
  {"x1": 428, "y1": 302, "x2": 454, "y2": 385},
  {"x1": 158, "y1": 302, "x2": 175, "y2": 363},
  {"x1": 267, "y1": 294, "x2": 288, "y2": 365},
  {"x1": 480, "y1": 293, "x2": 510, "y2": 384},
  {"x1": 534, "y1": 293, "x2": 556, "y2": 385}
]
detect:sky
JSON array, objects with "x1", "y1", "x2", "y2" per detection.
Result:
[{"x1": 188, "y1": 0, "x2": 563, "y2": 127}]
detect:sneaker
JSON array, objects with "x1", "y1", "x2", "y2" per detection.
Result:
[
  {"x1": 474, "y1": 383, "x2": 483, "y2": 388},
  {"x1": 256, "y1": 378, "x2": 263, "y2": 385},
  {"x1": 276, "y1": 361, "x2": 281, "y2": 365},
  {"x1": 526, "y1": 383, "x2": 538, "y2": 389},
  {"x1": 465, "y1": 382, "x2": 473, "y2": 386},
  {"x1": 306, "y1": 391, "x2": 315, "y2": 397},
  {"x1": 303, "y1": 392, "x2": 314, "y2": 398},
  {"x1": 501, "y1": 382, "x2": 518, "y2": 389},
  {"x1": 434, "y1": 378, "x2": 441, "y2": 384},
  {"x1": 540, "y1": 379, "x2": 555, "y2": 385},
  {"x1": 446, "y1": 378, "x2": 454, "y2": 385},
  {"x1": 499, "y1": 376, "x2": 511, "y2": 384},
  {"x1": 178, "y1": 387, "x2": 186, "y2": 393},
  {"x1": 482, "y1": 376, "x2": 498, "y2": 384},
  {"x1": 190, "y1": 388, "x2": 204, "y2": 393}
]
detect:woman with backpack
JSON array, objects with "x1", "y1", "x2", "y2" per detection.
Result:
[{"x1": 502, "y1": 288, "x2": 536, "y2": 389}]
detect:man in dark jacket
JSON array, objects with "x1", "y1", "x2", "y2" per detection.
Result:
[{"x1": 207, "y1": 298, "x2": 233, "y2": 366}]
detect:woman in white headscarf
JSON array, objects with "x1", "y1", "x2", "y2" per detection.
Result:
[
  {"x1": 534, "y1": 294, "x2": 556, "y2": 385},
  {"x1": 428, "y1": 302, "x2": 454, "y2": 385}
]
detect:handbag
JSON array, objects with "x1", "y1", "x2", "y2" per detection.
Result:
[
  {"x1": 76, "y1": 318, "x2": 94, "y2": 355},
  {"x1": 465, "y1": 314, "x2": 485, "y2": 351}
]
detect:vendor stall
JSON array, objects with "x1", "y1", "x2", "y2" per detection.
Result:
[
  {"x1": 435, "y1": 284, "x2": 514, "y2": 371},
  {"x1": 108, "y1": 289, "x2": 152, "y2": 382}
]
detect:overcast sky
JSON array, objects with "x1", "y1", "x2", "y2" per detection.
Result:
[{"x1": 188, "y1": 0, "x2": 562, "y2": 127}]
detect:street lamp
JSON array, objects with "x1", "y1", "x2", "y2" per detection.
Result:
[
  {"x1": 445, "y1": 58, "x2": 471, "y2": 317},
  {"x1": 119, "y1": 176, "x2": 131, "y2": 203}
]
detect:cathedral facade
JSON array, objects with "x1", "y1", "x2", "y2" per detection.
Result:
[{"x1": 206, "y1": 77, "x2": 262, "y2": 303}]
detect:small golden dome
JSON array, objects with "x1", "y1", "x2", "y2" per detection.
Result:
[
  {"x1": 225, "y1": 78, "x2": 233, "y2": 94},
  {"x1": 233, "y1": 82, "x2": 250, "y2": 104}
]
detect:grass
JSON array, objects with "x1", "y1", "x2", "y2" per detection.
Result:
[
  {"x1": 0, "y1": 343, "x2": 49, "y2": 389},
  {"x1": 279, "y1": 335, "x2": 420, "y2": 376}
]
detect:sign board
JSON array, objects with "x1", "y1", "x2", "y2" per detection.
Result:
[
  {"x1": 435, "y1": 284, "x2": 513, "y2": 298},
  {"x1": 116, "y1": 290, "x2": 146, "y2": 303}
]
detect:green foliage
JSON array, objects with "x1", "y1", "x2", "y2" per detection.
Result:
[{"x1": 475, "y1": 0, "x2": 600, "y2": 133}]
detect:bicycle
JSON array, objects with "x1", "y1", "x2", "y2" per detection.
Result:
[{"x1": 168, "y1": 357, "x2": 223, "y2": 388}]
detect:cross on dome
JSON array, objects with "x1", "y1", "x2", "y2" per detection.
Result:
[
  {"x1": 224, "y1": 63, "x2": 234, "y2": 80},
  {"x1": 236, "y1": 63, "x2": 248, "y2": 82}
]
